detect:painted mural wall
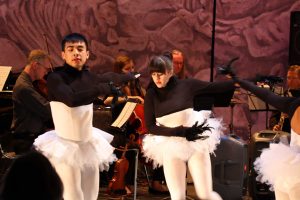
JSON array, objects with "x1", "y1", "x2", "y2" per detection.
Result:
[{"x1": 1, "y1": 0, "x2": 299, "y2": 140}]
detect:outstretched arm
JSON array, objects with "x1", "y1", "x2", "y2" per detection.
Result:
[
  {"x1": 97, "y1": 72, "x2": 135, "y2": 85},
  {"x1": 237, "y1": 79, "x2": 295, "y2": 115},
  {"x1": 47, "y1": 72, "x2": 111, "y2": 107}
]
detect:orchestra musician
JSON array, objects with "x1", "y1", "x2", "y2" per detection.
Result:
[
  {"x1": 172, "y1": 49, "x2": 188, "y2": 79},
  {"x1": 271, "y1": 65, "x2": 300, "y2": 132},
  {"x1": 11, "y1": 49, "x2": 53, "y2": 154},
  {"x1": 104, "y1": 55, "x2": 169, "y2": 195}
]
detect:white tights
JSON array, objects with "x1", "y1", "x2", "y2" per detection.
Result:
[
  {"x1": 275, "y1": 183, "x2": 300, "y2": 200},
  {"x1": 163, "y1": 150, "x2": 222, "y2": 200},
  {"x1": 55, "y1": 162, "x2": 99, "y2": 200}
]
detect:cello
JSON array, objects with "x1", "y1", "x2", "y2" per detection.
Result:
[
  {"x1": 107, "y1": 143, "x2": 129, "y2": 195},
  {"x1": 126, "y1": 78, "x2": 148, "y2": 135}
]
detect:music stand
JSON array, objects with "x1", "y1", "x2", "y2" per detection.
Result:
[{"x1": 247, "y1": 91, "x2": 277, "y2": 129}]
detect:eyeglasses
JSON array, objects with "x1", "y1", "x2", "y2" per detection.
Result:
[{"x1": 37, "y1": 62, "x2": 52, "y2": 72}]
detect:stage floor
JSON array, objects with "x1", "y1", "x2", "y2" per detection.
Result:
[{"x1": 98, "y1": 181, "x2": 253, "y2": 200}]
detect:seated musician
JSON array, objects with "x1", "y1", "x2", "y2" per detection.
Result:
[
  {"x1": 10, "y1": 49, "x2": 53, "y2": 153},
  {"x1": 270, "y1": 65, "x2": 300, "y2": 132},
  {"x1": 104, "y1": 55, "x2": 168, "y2": 195}
]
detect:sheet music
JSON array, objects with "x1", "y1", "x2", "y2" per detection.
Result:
[
  {"x1": 0, "y1": 66, "x2": 12, "y2": 91},
  {"x1": 111, "y1": 101, "x2": 137, "y2": 128}
]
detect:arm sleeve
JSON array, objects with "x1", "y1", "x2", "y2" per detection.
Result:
[
  {"x1": 19, "y1": 87, "x2": 51, "y2": 121},
  {"x1": 97, "y1": 72, "x2": 135, "y2": 84},
  {"x1": 144, "y1": 90, "x2": 187, "y2": 137},
  {"x1": 192, "y1": 80, "x2": 235, "y2": 94},
  {"x1": 237, "y1": 79, "x2": 295, "y2": 114},
  {"x1": 47, "y1": 73, "x2": 111, "y2": 107}
]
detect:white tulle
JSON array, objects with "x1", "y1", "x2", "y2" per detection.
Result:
[
  {"x1": 142, "y1": 109, "x2": 224, "y2": 167},
  {"x1": 34, "y1": 101, "x2": 116, "y2": 171},
  {"x1": 254, "y1": 130, "x2": 300, "y2": 192}
]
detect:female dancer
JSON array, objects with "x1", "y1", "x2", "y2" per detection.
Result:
[
  {"x1": 219, "y1": 66, "x2": 300, "y2": 200},
  {"x1": 33, "y1": 33, "x2": 135, "y2": 200},
  {"x1": 142, "y1": 55, "x2": 235, "y2": 200}
]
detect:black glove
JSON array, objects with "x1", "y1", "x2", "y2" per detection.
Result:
[
  {"x1": 108, "y1": 81, "x2": 124, "y2": 97},
  {"x1": 108, "y1": 81, "x2": 126, "y2": 109},
  {"x1": 184, "y1": 120, "x2": 212, "y2": 141},
  {"x1": 217, "y1": 57, "x2": 239, "y2": 81}
]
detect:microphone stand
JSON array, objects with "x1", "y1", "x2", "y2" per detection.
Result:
[{"x1": 210, "y1": 0, "x2": 217, "y2": 82}]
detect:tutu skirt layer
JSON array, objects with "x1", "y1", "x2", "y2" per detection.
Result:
[
  {"x1": 34, "y1": 127, "x2": 116, "y2": 171},
  {"x1": 254, "y1": 142, "x2": 300, "y2": 192},
  {"x1": 142, "y1": 109, "x2": 224, "y2": 167}
]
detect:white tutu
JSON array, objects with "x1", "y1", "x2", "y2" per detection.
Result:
[
  {"x1": 142, "y1": 109, "x2": 224, "y2": 167},
  {"x1": 254, "y1": 130, "x2": 300, "y2": 192},
  {"x1": 34, "y1": 101, "x2": 116, "y2": 171},
  {"x1": 34, "y1": 128, "x2": 116, "y2": 171}
]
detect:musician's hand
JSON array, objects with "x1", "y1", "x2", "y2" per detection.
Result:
[
  {"x1": 272, "y1": 125, "x2": 281, "y2": 131},
  {"x1": 132, "y1": 96, "x2": 144, "y2": 104},
  {"x1": 184, "y1": 120, "x2": 212, "y2": 141}
]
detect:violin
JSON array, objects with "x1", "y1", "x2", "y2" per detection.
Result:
[
  {"x1": 107, "y1": 144, "x2": 129, "y2": 194},
  {"x1": 33, "y1": 78, "x2": 48, "y2": 99}
]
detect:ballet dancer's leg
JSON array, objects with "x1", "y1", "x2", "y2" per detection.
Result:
[
  {"x1": 188, "y1": 150, "x2": 222, "y2": 200},
  {"x1": 81, "y1": 165, "x2": 99, "y2": 200},
  {"x1": 275, "y1": 188, "x2": 290, "y2": 200},
  {"x1": 55, "y1": 162, "x2": 84, "y2": 200},
  {"x1": 288, "y1": 183, "x2": 300, "y2": 200},
  {"x1": 163, "y1": 157, "x2": 186, "y2": 200}
]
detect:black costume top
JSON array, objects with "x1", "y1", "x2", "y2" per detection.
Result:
[
  {"x1": 144, "y1": 76, "x2": 235, "y2": 137},
  {"x1": 237, "y1": 79, "x2": 300, "y2": 118},
  {"x1": 47, "y1": 63, "x2": 135, "y2": 107}
]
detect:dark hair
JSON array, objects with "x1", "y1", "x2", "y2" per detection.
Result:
[
  {"x1": 148, "y1": 55, "x2": 173, "y2": 74},
  {"x1": 162, "y1": 51, "x2": 173, "y2": 60},
  {"x1": 0, "y1": 150, "x2": 63, "y2": 200},
  {"x1": 61, "y1": 33, "x2": 89, "y2": 51}
]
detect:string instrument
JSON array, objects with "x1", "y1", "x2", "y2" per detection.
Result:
[
  {"x1": 33, "y1": 78, "x2": 49, "y2": 99},
  {"x1": 277, "y1": 112, "x2": 288, "y2": 131},
  {"x1": 127, "y1": 99, "x2": 147, "y2": 135},
  {"x1": 125, "y1": 78, "x2": 148, "y2": 135},
  {"x1": 107, "y1": 144, "x2": 129, "y2": 194}
]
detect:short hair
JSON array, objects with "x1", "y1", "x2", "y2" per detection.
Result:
[
  {"x1": 61, "y1": 33, "x2": 89, "y2": 51},
  {"x1": 0, "y1": 150, "x2": 63, "y2": 200},
  {"x1": 113, "y1": 55, "x2": 132, "y2": 74},
  {"x1": 172, "y1": 49, "x2": 184, "y2": 57},
  {"x1": 27, "y1": 49, "x2": 50, "y2": 65},
  {"x1": 148, "y1": 55, "x2": 173, "y2": 74},
  {"x1": 288, "y1": 65, "x2": 300, "y2": 76}
]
